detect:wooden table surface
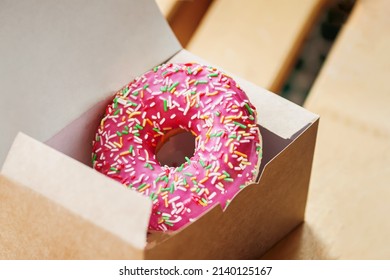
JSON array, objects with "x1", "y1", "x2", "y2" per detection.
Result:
[
  {"x1": 263, "y1": 0, "x2": 390, "y2": 259},
  {"x1": 187, "y1": 0, "x2": 326, "y2": 92}
]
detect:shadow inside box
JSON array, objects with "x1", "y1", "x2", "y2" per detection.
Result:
[
  {"x1": 260, "y1": 222, "x2": 333, "y2": 260},
  {"x1": 258, "y1": 126, "x2": 292, "y2": 178},
  {"x1": 257, "y1": 123, "x2": 312, "y2": 180},
  {"x1": 45, "y1": 95, "x2": 115, "y2": 166}
]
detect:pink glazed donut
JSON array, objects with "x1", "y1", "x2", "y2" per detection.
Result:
[{"x1": 92, "y1": 62, "x2": 262, "y2": 231}]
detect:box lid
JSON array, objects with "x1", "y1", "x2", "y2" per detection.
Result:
[{"x1": 0, "y1": 0, "x2": 181, "y2": 163}]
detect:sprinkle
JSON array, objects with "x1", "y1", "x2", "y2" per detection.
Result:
[
  {"x1": 138, "y1": 183, "x2": 150, "y2": 192},
  {"x1": 127, "y1": 101, "x2": 138, "y2": 107},
  {"x1": 168, "y1": 183, "x2": 175, "y2": 193},
  {"x1": 234, "y1": 151, "x2": 247, "y2": 158},
  {"x1": 206, "y1": 90, "x2": 219, "y2": 96},
  {"x1": 160, "y1": 86, "x2": 167, "y2": 92},
  {"x1": 199, "y1": 177, "x2": 209, "y2": 184},
  {"x1": 208, "y1": 73, "x2": 218, "y2": 77},
  {"x1": 185, "y1": 156, "x2": 191, "y2": 164},
  {"x1": 110, "y1": 167, "x2": 119, "y2": 173},
  {"x1": 194, "y1": 80, "x2": 208, "y2": 85},
  {"x1": 233, "y1": 121, "x2": 247, "y2": 129},
  {"x1": 150, "y1": 192, "x2": 158, "y2": 200},
  {"x1": 163, "y1": 99, "x2": 168, "y2": 111},
  {"x1": 120, "y1": 151, "x2": 130, "y2": 156},
  {"x1": 177, "y1": 164, "x2": 185, "y2": 172},
  {"x1": 169, "y1": 81, "x2": 179, "y2": 92},
  {"x1": 128, "y1": 111, "x2": 141, "y2": 119},
  {"x1": 135, "y1": 124, "x2": 143, "y2": 130},
  {"x1": 199, "y1": 198, "x2": 208, "y2": 206},
  {"x1": 144, "y1": 163, "x2": 154, "y2": 170},
  {"x1": 121, "y1": 87, "x2": 129, "y2": 95},
  {"x1": 244, "y1": 103, "x2": 253, "y2": 115},
  {"x1": 146, "y1": 118, "x2": 153, "y2": 126}
]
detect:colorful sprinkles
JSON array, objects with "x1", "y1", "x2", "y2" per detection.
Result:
[{"x1": 92, "y1": 62, "x2": 262, "y2": 232}]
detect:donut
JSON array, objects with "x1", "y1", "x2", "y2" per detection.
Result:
[{"x1": 92, "y1": 62, "x2": 262, "y2": 231}]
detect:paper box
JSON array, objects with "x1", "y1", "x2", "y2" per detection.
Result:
[{"x1": 0, "y1": 0, "x2": 319, "y2": 259}]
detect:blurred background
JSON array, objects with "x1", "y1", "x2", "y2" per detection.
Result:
[
  {"x1": 156, "y1": 0, "x2": 355, "y2": 105},
  {"x1": 155, "y1": 0, "x2": 390, "y2": 259}
]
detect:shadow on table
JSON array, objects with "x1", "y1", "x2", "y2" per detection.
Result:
[{"x1": 260, "y1": 222, "x2": 334, "y2": 260}]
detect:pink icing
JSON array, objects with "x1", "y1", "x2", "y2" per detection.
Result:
[{"x1": 92, "y1": 63, "x2": 262, "y2": 231}]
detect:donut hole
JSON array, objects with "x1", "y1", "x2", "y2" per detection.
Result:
[{"x1": 156, "y1": 128, "x2": 196, "y2": 168}]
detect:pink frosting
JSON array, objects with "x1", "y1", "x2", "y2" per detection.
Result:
[{"x1": 92, "y1": 63, "x2": 262, "y2": 231}]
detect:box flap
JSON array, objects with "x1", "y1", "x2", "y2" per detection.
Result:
[
  {"x1": 0, "y1": 175, "x2": 144, "y2": 259},
  {"x1": 1, "y1": 133, "x2": 152, "y2": 250},
  {"x1": 0, "y1": 0, "x2": 181, "y2": 163}
]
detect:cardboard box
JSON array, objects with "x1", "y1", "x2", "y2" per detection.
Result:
[{"x1": 0, "y1": 0, "x2": 319, "y2": 259}]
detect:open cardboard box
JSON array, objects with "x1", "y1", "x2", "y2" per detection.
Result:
[{"x1": 0, "y1": 0, "x2": 319, "y2": 259}]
